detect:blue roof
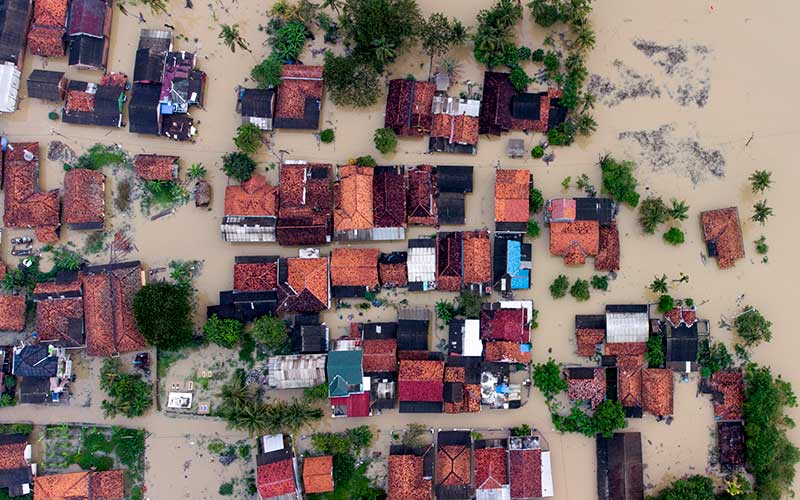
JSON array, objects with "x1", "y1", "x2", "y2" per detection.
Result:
[{"x1": 506, "y1": 240, "x2": 530, "y2": 289}]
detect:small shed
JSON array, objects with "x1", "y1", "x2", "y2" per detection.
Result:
[
  {"x1": 506, "y1": 139, "x2": 525, "y2": 158},
  {"x1": 238, "y1": 88, "x2": 274, "y2": 130},
  {"x1": 27, "y1": 70, "x2": 67, "y2": 101}
]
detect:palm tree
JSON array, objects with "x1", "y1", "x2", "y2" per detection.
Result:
[
  {"x1": 219, "y1": 24, "x2": 250, "y2": 53},
  {"x1": 575, "y1": 112, "x2": 597, "y2": 136},
  {"x1": 283, "y1": 399, "x2": 324, "y2": 434},
  {"x1": 319, "y1": 0, "x2": 343, "y2": 15},
  {"x1": 580, "y1": 92, "x2": 596, "y2": 112},
  {"x1": 650, "y1": 274, "x2": 669, "y2": 294},
  {"x1": 751, "y1": 200, "x2": 773, "y2": 225},
  {"x1": 438, "y1": 58, "x2": 463, "y2": 81},
  {"x1": 229, "y1": 400, "x2": 270, "y2": 436},
  {"x1": 218, "y1": 372, "x2": 251, "y2": 414},
  {"x1": 748, "y1": 170, "x2": 772, "y2": 193},
  {"x1": 668, "y1": 199, "x2": 689, "y2": 221},
  {"x1": 572, "y1": 23, "x2": 596, "y2": 53},
  {"x1": 373, "y1": 38, "x2": 397, "y2": 68}
]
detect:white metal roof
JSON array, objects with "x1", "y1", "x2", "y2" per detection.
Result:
[
  {"x1": 463, "y1": 319, "x2": 483, "y2": 356},
  {"x1": 541, "y1": 451, "x2": 554, "y2": 497},
  {"x1": 408, "y1": 246, "x2": 436, "y2": 282},
  {"x1": 0, "y1": 62, "x2": 20, "y2": 113},
  {"x1": 606, "y1": 311, "x2": 649, "y2": 343}
]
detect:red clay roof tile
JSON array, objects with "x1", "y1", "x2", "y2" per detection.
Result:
[
  {"x1": 0, "y1": 296, "x2": 26, "y2": 332},
  {"x1": 444, "y1": 383, "x2": 480, "y2": 413},
  {"x1": 510, "y1": 448, "x2": 542, "y2": 498},
  {"x1": 388, "y1": 454, "x2": 432, "y2": 500},
  {"x1": 63, "y1": 168, "x2": 105, "y2": 227},
  {"x1": 407, "y1": 165, "x2": 437, "y2": 225},
  {"x1": 567, "y1": 367, "x2": 606, "y2": 409},
  {"x1": 362, "y1": 339, "x2": 397, "y2": 373},
  {"x1": 2, "y1": 143, "x2": 61, "y2": 237},
  {"x1": 334, "y1": 165, "x2": 374, "y2": 231},
  {"x1": 275, "y1": 65, "x2": 323, "y2": 121},
  {"x1": 475, "y1": 447, "x2": 508, "y2": 490},
  {"x1": 330, "y1": 248, "x2": 379, "y2": 287},
  {"x1": 484, "y1": 341, "x2": 531, "y2": 363},
  {"x1": 463, "y1": 231, "x2": 491, "y2": 285},
  {"x1": 257, "y1": 459, "x2": 297, "y2": 499},
  {"x1": 284, "y1": 257, "x2": 328, "y2": 310},
  {"x1": 36, "y1": 297, "x2": 83, "y2": 344},
  {"x1": 495, "y1": 170, "x2": 530, "y2": 223},
  {"x1": 384, "y1": 80, "x2": 435, "y2": 136},
  {"x1": 437, "y1": 445, "x2": 470, "y2": 487},
  {"x1": 28, "y1": 26, "x2": 66, "y2": 57},
  {"x1": 0, "y1": 440, "x2": 28, "y2": 470},
  {"x1": 233, "y1": 262, "x2": 277, "y2": 292},
  {"x1": 700, "y1": 207, "x2": 745, "y2": 268},
  {"x1": 642, "y1": 368, "x2": 674, "y2": 416},
  {"x1": 595, "y1": 221, "x2": 620, "y2": 271},
  {"x1": 480, "y1": 308, "x2": 529, "y2": 343},
  {"x1": 379, "y1": 261, "x2": 408, "y2": 288},
  {"x1": 399, "y1": 359, "x2": 444, "y2": 402},
  {"x1": 576, "y1": 328, "x2": 605, "y2": 357},
  {"x1": 709, "y1": 370, "x2": 744, "y2": 420},
  {"x1": 133, "y1": 154, "x2": 178, "y2": 181},
  {"x1": 549, "y1": 221, "x2": 600, "y2": 265},
  {"x1": 223, "y1": 174, "x2": 278, "y2": 218},
  {"x1": 303, "y1": 455, "x2": 334, "y2": 494}
]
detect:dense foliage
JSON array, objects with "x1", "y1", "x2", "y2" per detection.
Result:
[
  {"x1": 697, "y1": 339, "x2": 733, "y2": 378},
  {"x1": 271, "y1": 20, "x2": 307, "y2": 62},
  {"x1": 251, "y1": 56, "x2": 283, "y2": 88},
  {"x1": 645, "y1": 335, "x2": 665, "y2": 368},
  {"x1": 570, "y1": 279, "x2": 590, "y2": 301},
  {"x1": 323, "y1": 52, "x2": 381, "y2": 107},
  {"x1": 527, "y1": 220, "x2": 541, "y2": 238},
  {"x1": 99, "y1": 358, "x2": 153, "y2": 418},
  {"x1": 222, "y1": 152, "x2": 257, "y2": 182},
  {"x1": 591, "y1": 275, "x2": 608, "y2": 291},
  {"x1": 203, "y1": 315, "x2": 244, "y2": 348},
  {"x1": 252, "y1": 315, "x2": 290, "y2": 354},
  {"x1": 339, "y1": 0, "x2": 422, "y2": 71},
  {"x1": 645, "y1": 475, "x2": 715, "y2": 500},
  {"x1": 529, "y1": 187, "x2": 544, "y2": 213},
  {"x1": 600, "y1": 155, "x2": 640, "y2": 207},
  {"x1": 472, "y1": 0, "x2": 523, "y2": 68},
  {"x1": 234, "y1": 124, "x2": 263, "y2": 155},
  {"x1": 65, "y1": 144, "x2": 128, "y2": 171},
  {"x1": 639, "y1": 196, "x2": 670, "y2": 234},
  {"x1": 658, "y1": 294, "x2": 675, "y2": 313},
  {"x1": 133, "y1": 282, "x2": 194, "y2": 350},
  {"x1": 735, "y1": 307, "x2": 772, "y2": 347},
  {"x1": 320, "y1": 129, "x2": 335, "y2": 143},
  {"x1": 456, "y1": 290, "x2": 483, "y2": 319},
  {"x1": 549, "y1": 274, "x2": 570, "y2": 299},
  {"x1": 663, "y1": 227, "x2": 685, "y2": 245},
  {"x1": 373, "y1": 127, "x2": 398, "y2": 154},
  {"x1": 748, "y1": 170, "x2": 772, "y2": 193},
  {"x1": 590, "y1": 400, "x2": 627, "y2": 438},
  {"x1": 420, "y1": 13, "x2": 467, "y2": 72},
  {"x1": 436, "y1": 300, "x2": 457, "y2": 324},
  {"x1": 532, "y1": 359, "x2": 568, "y2": 399}
]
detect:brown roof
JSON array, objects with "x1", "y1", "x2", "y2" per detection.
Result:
[
  {"x1": 224, "y1": 174, "x2": 278, "y2": 217},
  {"x1": 576, "y1": 328, "x2": 605, "y2": 357},
  {"x1": 462, "y1": 230, "x2": 491, "y2": 285},
  {"x1": 618, "y1": 366, "x2": 643, "y2": 408},
  {"x1": 34, "y1": 470, "x2": 124, "y2": 500},
  {"x1": 700, "y1": 207, "x2": 745, "y2": 268},
  {"x1": 379, "y1": 260, "x2": 408, "y2": 288},
  {"x1": 437, "y1": 445, "x2": 470, "y2": 487},
  {"x1": 81, "y1": 264, "x2": 147, "y2": 356},
  {"x1": 642, "y1": 368, "x2": 674, "y2": 416},
  {"x1": 373, "y1": 167, "x2": 407, "y2": 228},
  {"x1": 33, "y1": 0, "x2": 68, "y2": 26},
  {"x1": 709, "y1": 370, "x2": 744, "y2": 420},
  {"x1": 474, "y1": 447, "x2": 508, "y2": 490},
  {"x1": 453, "y1": 115, "x2": 479, "y2": 145},
  {"x1": 334, "y1": 165, "x2": 374, "y2": 231},
  {"x1": 605, "y1": 342, "x2": 647, "y2": 369},
  {"x1": 133, "y1": 154, "x2": 178, "y2": 181},
  {"x1": 362, "y1": 339, "x2": 397, "y2": 373},
  {"x1": 567, "y1": 367, "x2": 606, "y2": 409},
  {"x1": 495, "y1": 169, "x2": 530, "y2": 223},
  {"x1": 437, "y1": 232, "x2": 462, "y2": 291},
  {"x1": 65, "y1": 90, "x2": 95, "y2": 112},
  {"x1": 2, "y1": 143, "x2": 61, "y2": 237},
  {"x1": 302, "y1": 455, "x2": 334, "y2": 494},
  {"x1": 595, "y1": 221, "x2": 620, "y2": 271},
  {"x1": 0, "y1": 295, "x2": 26, "y2": 332},
  {"x1": 399, "y1": 359, "x2": 444, "y2": 381},
  {"x1": 384, "y1": 80, "x2": 436, "y2": 136},
  {"x1": 36, "y1": 296, "x2": 83, "y2": 344},
  {"x1": 275, "y1": 65, "x2": 323, "y2": 120},
  {"x1": 283, "y1": 257, "x2": 329, "y2": 309},
  {"x1": 549, "y1": 221, "x2": 600, "y2": 265},
  {"x1": 407, "y1": 165, "x2": 437, "y2": 225},
  {"x1": 388, "y1": 454, "x2": 432, "y2": 500},
  {"x1": 233, "y1": 261, "x2": 277, "y2": 292},
  {"x1": 277, "y1": 163, "x2": 332, "y2": 244},
  {"x1": 0, "y1": 440, "x2": 28, "y2": 470},
  {"x1": 63, "y1": 168, "x2": 105, "y2": 227},
  {"x1": 484, "y1": 341, "x2": 531, "y2": 363},
  {"x1": 444, "y1": 383, "x2": 481, "y2": 413},
  {"x1": 90, "y1": 470, "x2": 125, "y2": 500},
  {"x1": 330, "y1": 248, "x2": 379, "y2": 287},
  {"x1": 28, "y1": 26, "x2": 66, "y2": 57}
]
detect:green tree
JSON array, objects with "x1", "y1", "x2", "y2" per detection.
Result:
[
  {"x1": 457, "y1": 290, "x2": 483, "y2": 319},
  {"x1": 187, "y1": 163, "x2": 207, "y2": 180},
  {"x1": 509, "y1": 65, "x2": 531, "y2": 92},
  {"x1": 401, "y1": 423, "x2": 428, "y2": 447},
  {"x1": 734, "y1": 307, "x2": 772, "y2": 347},
  {"x1": 591, "y1": 400, "x2": 627, "y2": 438},
  {"x1": 271, "y1": 20, "x2": 307, "y2": 62},
  {"x1": 663, "y1": 227, "x2": 685, "y2": 246},
  {"x1": 511, "y1": 424, "x2": 532, "y2": 436},
  {"x1": 252, "y1": 315, "x2": 289, "y2": 354},
  {"x1": 320, "y1": 0, "x2": 344, "y2": 14},
  {"x1": 551, "y1": 402, "x2": 594, "y2": 436},
  {"x1": 222, "y1": 152, "x2": 257, "y2": 182},
  {"x1": 646, "y1": 475, "x2": 715, "y2": 500},
  {"x1": 436, "y1": 300, "x2": 457, "y2": 324},
  {"x1": 591, "y1": 275, "x2": 608, "y2": 291},
  {"x1": 302, "y1": 383, "x2": 329, "y2": 402},
  {"x1": 572, "y1": 22, "x2": 596, "y2": 53},
  {"x1": 638, "y1": 196, "x2": 669, "y2": 234},
  {"x1": 323, "y1": 52, "x2": 381, "y2": 107},
  {"x1": 99, "y1": 358, "x2": 153, "y2": 418},
  {"x1": 373, "y1": 127, "x2": 398, "y2": 154},
  {"x1": 203, "y1": 315, "x2": 244, "y2": 349},
  {"x1": 645, "y1": 335, "x2": 665, "y2": 368},
  {"x1": 133, "y1": 282, "x2": 193, "y2": 350},
  {"x1": 531, "y1": 145, "x2": 545, "y2": 159},
  {"x1": 529, "y1": 187, "x2": 544, "y2": 213},
  {"x1": 599, "y1": 155, "x2": 640, "y2": 207},
  {"x1": 650, "y1": 274, "x2": 669, "y2": 294},
  {"x1": 320, "y1": 129, "x2": 335, "y2": 143},
  {"x1": 526, "y1": 219, "x2": 541, "y2": 238},
  {"x1": 658, "y1": 294, "x2": 674, "y2": 313},
  {"x1": 751, "y1": 200, "x2": 773, "y2": 225},
  {"x1": 233, "y1": 124, "x2": 263, "y2": 155},
  {"x1": 251, "y1": 56, "x2": 283, "y2": 89},
  {"x1": 532, "y1": 359, "x2": 568, "y2": 400},
  {"x1": 355, "y1": 155, "x2": 377, "y2": 167},
  {"x1": 219, "y1": 24, "x2": 250, "y2": 53},
  {"x1": 748, "y1": 169, "x2": 772, "y2": 193},
  {"x1": 472, "y1": 0, "x2": 523, "y2": 68},
  {"x1": 570, "y1": 279, "x2": 590, "y2": 301},
  {"x1": 668, "y1": 199, "x2": 689, "y2": 221},
  {"x1": 549, "y1": 274, "x2": 569, "y2": 299},
  {"x1": 218, "y1": 371, "x2": 252, "y2": 415},
  {"x1": 420, "y1": 13, "x2": 467, "y2": 75},
  {"x1": 697, "y1": 339, "x2": 732, "y2": 378},
  {"x1": 755, "y1": 236, "x2": 768, "y2": 255}
]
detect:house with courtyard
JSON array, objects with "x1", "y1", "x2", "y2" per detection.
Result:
[
  {"x1": 443, "y1": 355, "x2": 481, "y2": 414},
  {"x1": 358, "y1": 321, "x2": 398, "y2": 412},
  {"x1": 659, "y1": 304, "x2": 710, "y2": 373}
]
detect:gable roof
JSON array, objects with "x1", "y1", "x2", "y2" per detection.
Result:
[
  {"x1": 700, "y1": 207, "x2": 745, "y2": 268},
  {"x1": 63, "y1": 168, "x2": 104, "y2": 229},
  {"x1": 576, "y1": 328, "x2": 605, "y2": 357},
  {"x1": 373, "y1": 166, "x2": 407, "y2": 229},
  {"x1": 28, "y1": 25, "x2": 65, "y2": 58},
  {"x1": 474, "y1": 447, "x2": 508, "y2": 490},
  {"x1": 595, "y1": 222, "x2": 620, "y2": 271},
  {"x1": 708, "y1": 370, "x2": 744, "y2": 420},
  {"x1": 128, "y1": 83, "x2": 161, "y2": 135},
  {"x1": 302, "y1": 455, "x2": 333, "y2": 494},
  {"x1": 257, "y1": 458, "x2": 298, "y2": 499},
  {"x1": 641, "y1": 368, "x2": 673, "y2": 416},
  {"x1": 0, "y1": 295, "x2": 25, "y2": 332},
  {"x1": 495, "y1": 170, "x2": 530, "y2": 223},
  {"x1": 277, "y1": 163, "x2": 332, "y2": 245},
  {"x1": 478, "y1": 72, "x2": 515, "y2": 135},
  {"x1": 233, "y1": 257, "x2": 278, "y2": 292},
  {"x1": 436, "y1": 232, "x2": 463, "y2": 292},
  {"x1": 224, "y1": 174, "x2": 278, "y2": 217},
  {"x1": 596, "y1": 433, "x2": 643, "y2": 500},
  {"x1": 63, "y1": 80, "x2": 125, "y2": 127},
  {"x1": 133, "y1": 154, "x2": 178, "y2": 181},
  {"x1": 388, "y1": 452, "x2": 432, "y2": 500},
  {"x1": 326, "y1": 349, "x2": 364, "y2": 397},
  {"x1": 407, "y1": 165, "x2": 438, "y2": 225},
  {"x1": 33, "y1": 470, "x2": 124, "y2": 500},
  {"x1": 2, "y1": 143, "x2": 61, "y2": 236},
  {"x1": 362, "y1": 339, "x2": 397, "y2": 373},
  {"x1": 462, "y1": 230, "x2": 491, "y2": 286},
  {"x1": 277, "y1": 257, "x2": 329, "y2": 314},
  {"x1": 67, "y1": 0, "x2": 106, "y2": 36},
  {"x1": 34, "y1": 279, "x2": 84, "y2": 347},
  {"x1": 509, "y1": 448, "x2": 543, "y2": 499},
  {"x1": 480, "y1": 307, "x2": 529, "y2": 343},
  {"x1": 274, "y1": 64, "x2": 323, "y2": 129},
  {"x1": 330, "y1": 248, "x2": 379, "y2": 288},
  {"x1": 240, "y1": 88, "x2": 274, "y2": 118},
  {"x1": 549, "y1": 221, "x2": 600, "y2": 265},
  {"x1": 385, "y1": 79, "x2": 436, "y2": 136},
  {"x1": 398, "y1": 359, "x2": 443, "y2": 402},
  {"x1": 379, "y1": 252, "x2": 408, "y2": 288},
  {"x1": 334, "y1": 165, "x2": 374, "y2": 232},
  {"x1": 0, "y1": 0, "x2": 32, "y2": 67}
]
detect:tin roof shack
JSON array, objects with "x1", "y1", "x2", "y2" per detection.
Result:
[
  {"x1": 700, "y1": 207, "x2": 745, "y2": 269},
  {"x1": 463, "y1": 230, "x2": 491, "y2": 294},
  {"x1": 436, "y1": 165, "x2": 473, "y2": 225},
  {"x1": 0, "y1": 0, "x2": 31, "y2": 69},
  {"x1": 81, "y1": 261, "x2": 147, "y2": 356},
  {"x1": 662, "y1": 305, "x2": 709, "y2": 373},
  {"x1": 221, "y1": 174, "x2": 278, "y2": 243},
  {"x1": 330, "y1": 248, "x2": 379, "y2": 299},
  {"x1": 443, "y1": 356, "x2": 481, "y2": 413},
  {"x1": 277, "y1": 162, "x2": 332, "y2": 246},
  {"x1": 509, "y1": 435, "x2": 554, "y2": 498},
  {"x1": 62, "y1": 74, "x2": 127, "y2": 127},
  {"x1": 27, "y1": 70, "x2": 67, "y2": 101},
  {"x1": 289, "y1": 313, "x2": 328, "y2": 354},
  {"x1": 267, "y1": 353, "x2": 326, "y2": 389},
  {"x1": 66, "y1": 0, "x2": 112, "y2": 70},
  {"x1": 33, "y1": 470, "x2": 125, "y2": 500},
  {"x1": 333, "y1": 165, "x2": 376, "y2": 242},
  {"x1": 437, "y1": 231, "x2": 463, "y2": 292},
  {"x1": 407, "y1": 165, "x2": 438, "y2": 226},
  {"x1": 493, "y1": 233, "x2": 531, "y2": 294},
  {"x1": 575, "y1": 314, "x2": 606, "y2": 357},
  {"x1": 238, "y1": 88, "x2": 275, "y2": 131},
  {"x1": 128, "y1": 83, "x2": 161, "y2": 135},
  {"x1": 596, "y1": 433, "x2": 643, "y2": 500},
  {"x1": 717, "y1": 421, "x2": 745, "y2": 471},
  {"x1": 327, "y1": 350, "x2": 370, "y2": 417},
  {"x1": 27, "y1": 0, "x2": 67, "y2": 57},
  {"x1": 159, "y1": 50, "x2": 205, "y2": 114},
  {"x1": 255, "y1": 434, "x2": 301, "y2": 500},
  {"x1": 0, "y1": 295, "x2": 26, "y2": 332},
  {"x1": 478, "y1": 71, "x2": 566, "y2": 136},
  {"x1": 436, "y1": 431, "x2": 473, "y2": 499},
  {"x1": 379, "y1": 252, "x2": 408, "y2": 289},
  {"x1": 474, "y1": 441, "x2": 509, "y2": 500},
  {"x1": 429, "y1": 97, "x2": 480, "y2": 154},
  {"x1": 398, "y1": 357, "x2": 444, "y2": 413},
  {"x1": 2, "y1": 142, "x2": 61, "y2": 242},
  {"x1": 566, "y1": 367, "x2": 606, "y2": 409},
  {"x1": 545, "y1": 198, "x2": 619, "y2": 270},
  {"x1": 302, "y1": 455, "x2": 333, "y2": 494},
  {"x1": 274, "y1": 64, "x2": 322, "y2": 130},
  {"x1": 384, "y1": 79, "x2": 436, "y2": 137},
  {"x1": 388, "y1": 445, "x2": 434, "y2": 500},
  {"x1": 276, "y1": 253, "x2": 329, "y2": 314},
  {"x1": 495, "y1": 170, "x2": 531, "y2": 233},
  {"x1": 63, "y1": 168, "x2": 104, "y2": 230},
  {"x1": 33, "y1": 279, "x2": 85, "y2": 347},
  {"x1": 133, "y1": 154, "x2": 178, "y2": 181},
  {"x1": 373, "y1": 166, "x2": 407, "y2": 239},
  {"x1": 398, "y1": 307, "x2": 431, "y2": 352},
  {"x1": 133, "y1": 28, "x2": 171, "y2": 84},
  {"x1": 407, "y1": 239, "x2": 436, "y2": 292},
  {"x1": 0, "y1": 433, "x2": 33, "y2": 497}
]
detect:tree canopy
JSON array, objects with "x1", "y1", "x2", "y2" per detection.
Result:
[
  {"x1": 222, "y1": 152, "x2": 257, "y2": 182},
  {"x1": 323, "y1": 52, "x2": 381, "y2": 107},
  {"x1": 533, "y1": 359, "x2": 568, "y2": 400},
  {"x1": 133, "y1": 282, "x2": 194, "y2": 350},
  {"x1": 204, "y1": 315, "x2": 244, "y2": 349},
  {"x1": 600, "y1": 155, "x2": 639, "y2": 207},
  {"x1": 472, "y1": 0, "x2": 523, "y2": 68},
  {"x1": 735, "y1": 307, "x2": 772, "y2": 347},
  {"x1": 252, "y1": 315, "x2": 290, "y2": 354},
  {"x1": 339, "y1": 0, "x2": 422, "y2": 71}
]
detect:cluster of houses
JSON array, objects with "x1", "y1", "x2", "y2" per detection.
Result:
[
  {"x1": 544, "y1": 197, "x2": 620, "y2": 271},
  {"x1": 237, "y1": 64, "x2": 324, "y2": 131}
]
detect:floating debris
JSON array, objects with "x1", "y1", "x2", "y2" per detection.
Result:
[
  {"x1": 47, "y1": 141, "x2": 77, "y2": 164},
  {"x1": 588, "y1": 60, "x2": 662, "y2": 107},
  {"x1": 633, "y1": 39, "x2": 711, "y2": 107}
]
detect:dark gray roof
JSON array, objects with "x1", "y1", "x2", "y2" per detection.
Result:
[
  {"x1": 436, "y1": 192, "x2": 465, "y2": 225},
  {"x1": 547, "y1": 98, "x2": 568, "y2": 130},
  {"x1": 68, "y1": 34, "x2": 105, "y2": 68},
  {"x1": 436, "y1": 166, "x2": 473, "y2": 193},
  {"x1": 18, "y1": 376, "x2": 50, "y2": 404},
  {"x1": 133, "y1": 48, "x2": 165, "y2": 84},
  {"x1": 27, "y1": 70, "x2": 66, "y2": 101},
  {"x1": 0, "y1": 0, "x2": 30, "y2": 66},
  {"x1": 62, "y1": 80, "x2": 123, "y2": 127},
  {"x1": 13, "y1": 345, "x2": 58, "y2": 378},
  {"x1": 240, "y1": 88, "x2": 274, "y2": 118},
  {"x1": 129, "y1": 83, "x2": 161, "y2": 135},
  {"x1": 575, "y1": 197, "x2": 616, "y2": 225},
  {"x1": 597, "y1": 433, "x2": 643, "y2": 500},
  {"x1": 575, "y1": 314, "x2": 606, "y2": 330},
  {"x1": 510, "y1": 92, "x2": 543, "y2": 120}
]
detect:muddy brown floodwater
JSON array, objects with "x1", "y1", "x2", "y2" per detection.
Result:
[{"x1": 2, "y1": 0, "x2": 800, "y2": 498}]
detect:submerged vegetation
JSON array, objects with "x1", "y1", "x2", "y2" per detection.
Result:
[{"x1": 600, "y1": 155, "x2": 639, "y2": 207}]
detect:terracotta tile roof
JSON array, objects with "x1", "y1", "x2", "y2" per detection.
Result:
[
  {"x1": 36, "y1": 226, "x2": 60, "y2": 243},
  {"x1": 90, "y1": 470, "x2": 125, "y2": 499},
  {"x1": 576, "y1": 328, "x2": 605, "y2": 357},
  {"x1": 510, "y1": 448, "x2": 541, "y2": 498},
  {"x1": 233, "y1": 262, "x2": 277, "y2": 292},
  {"x1": 431, "y1": 114, "x2": 450, "y2": 138},
  {"x1": 444, "y1": 383, "x2": 480, "y2": 413},
  {"x1": 605, "y1": 342, "x2": 647, "y2": 369},
  {"x1": 709, "y1": 370, "x2": 744, "y2": 420},
  {"x1": 330, "y1": 248, "x2": 379, "y2": 287},
  {"x1": 362, "y1": 339, "x2": 397, "y2": 373},
  {"x1": 595, "y1": 221, "x2": 620, "y2": 271},
  {"x1": 437, "y1": 232, "x2": 462, "y2": 291},
  {"x1": 33, "y1": 281, "x2": 81, "y2": 295},
  {"x1": 0, "y1": 295, "x2": 26, "y2": 332},
  {"x1": 373, "y1": 167, "x2": 407, "y2": 228},
  {"x1": 445, "y1": 366, "x2": 464, "y2": 382},
  {"x1": 380, "y1": 260, "x2": 408, "y2": 288},
  {"x1": 275, "y1": 65, "x2": 323, "y2": 120},
  {"x1": 430, "y1": 114, "x2": 479, "y2": 145},
  {"x1": 618, "y1": 366, "x2": 643, "y2": 408},
  {"x1": 81, "y1": 264, "x2": 147, "y2": 356},
  {"x1": 664, "y1": 306, "x2": 698, "y2": 328},
  {"x1": 549, "y1": 221, "x2": 600, "y2": 265},
  {"x1": 34, "y1": 0, "x2": 68, "y2": 26},
  {"x1": 388, "y1": 454, "x2": 432, "y2": 500},
  {"x1": 642, "y1": 368, "x2": 674, "y2": 416},
  {"x1": 567, "y1": 367, "x2": 606, "y2": 409},
  {"x1": 34, "y1": 472, "x2": 89, "y2": 500},
  {"x1": 63, "y1": 168, "x2": 105, "y2": 227},
  {"x1": 475, "y1": 447, "x2": 508, "y2": 490},
  {"x1": 437, "y1": 445, "x2": 470, "y2": 487},
  {"x1": 407, "y1": 165, "x2": 438, "y2": 225},
  {"x1": 463, "y1": 231, "x2": 491, "y2": 285},
  {"x1": 2, "y1": 143, "x2": 61, "y2": 237},
  {"x1": 0, "y1": 440, "x2": 28, "y2": 470},
  {"x1": 277, "y1": 163, "x2": 332, "y2": 245},
  {"x1": 303, "y1": 455, "x2": 334, "y2": 494},
  {"x1": 65, "y1": 90, "x2": 95, "y2": 112},
  {"x1": 510, "y1": 88, "x2": 562, "y2": 132},
  {"x1": 701, "y1": 207, "x2": 745, "y2": 268},
  {"x1": 399, "y1": 359, "x2": 444, "y2": 402},
  {"x1": 334, "y1": 165, "x2": 374, "y2": 231},
  {"x1": 36, "y1": 297, "x2": 83, "y2": 344},
  {"x1": 484, "y1": 341, "x2": 531, "y2": 363},
  {"x1": 99, "y1": 73, "x2": 127, "y2": 88},
  {"x1": 224, "y1": 174, "x2": 278, "y2": 217},
  {"x1": 495, "y1": 169, "x2": 530, "y2": 223},
  {"x1": 257, "y1": 459, "x2": 297, "y2": 499},
  {"x1": 480, "y1": 308, "x2": 529, "y2": 343},
  {"x1": 0, "y1": 263, "x2": 6, "y2": 281},
  {"x1": 384, "y1": 80, "x2": 436, "y2": 136},
  {"x1": 279, "y1": 257, "x2": 329, "y2": 313},
  {"x1": 28, "y1": 26, "x2": 66, "y2": 57},
  {"x1": 133, "y1": 154, "x2": 178, "y2": 181}
]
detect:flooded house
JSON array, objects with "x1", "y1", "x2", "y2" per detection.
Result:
[
  {"x1": 254, "y1": 434, "x2": 300, "y2": 500},
  {"x1": 66, "y1": 0, "x2": 112, "y2": 70},
  {"x1": 129, "y1": 29, "x2": 171, "y2": 135},
  {"x1": 276, "y1": 162, "x2": 332, "y2": 246},
  {"x1": 33, "y1": 470, "x2": 126, "y2": 499},
  {"x1": 160, "y1": 51, "x2": 205, "y2": 113},
  {"x1": 327, "y1": 349, "x2": 370, "y2": 418},
  {"x1": 128, "y1": 82, "x2": 162, "y2": 135},
  {"x1": 0, "y1": 431, "x2": 33, "y2": 496},
  {"x1": 289, "y1": 313, "x2": 328, "y2": 354},
  {"x1": 495, "y1": 169, "x2": 531, "y2": 234},
  {"x1": 379, "y1": 252, "x2": 408, "y2": 289},
  {"x1": 330, "y1": 247, "x2": 379, "y2": 299},
  {"x1": 332, "y1": 165, "x2": 377, "y2": 242},
  {"x1": 0, "y1": 295, "x2": 26, "y2": 332},
  {"x1": 238, "y1": 88, "x2": 275, "y2": 131},
  {"x1": 388, "y1": 443, "x2": 434, "y2": 500},
  {"x1": 273, "y1": 65, "x2": 323, "y2": 130},
  {"x1": 480, "y1": 301, "x2": 533, "y2": 364},
  {"x1": 2, "y1": 142, "x2": 61, "y2": 242},
  {"x1": 463, "y1": 230, "x2": 491, "y2": 294},
  {"x1": 700, "y1": 207, "x2": 745, "y2": 269},
  {"x1": 448, "y1": 319, "x2": 482, "y2": 357},
  {"x1": 62, "y1": 73, "x2": 127, "y2": 128},
  {"x1": 384, "y1": 79, "x2": 436, "y2": 137},
  {"x1": 407, "y1": 238, "x2": 437, "y2": 292},
  {"x1": 545, "y1": 197, "x2": 619, "y2": 270},
  {"x1": 373, "y1": 165, "x2": 407, "y2": 239},
  {"x1": 0, "y1": 0, "x2": 32, "y2": 113},
  {"x1": 660, "y1": 304, "x2": 709, "y2": 373},
  {"x1": 474, "y1": 440, "x2": 509, "y2": 499},
  {"x1": 717, "y1": 420, "x2": 745, "y2": 470},
  {"x1": 443, "y1": 355, "x2": 481, "y2": 414},
  {"x1": 301, "y1": 455, "x2": 333, "y2": 495},
  {"x1": 435, "y1": 230, "x2": 491, "y2": 294},
  {"x1": 26, "y1": 70, "x2": 67, "y2": 101},
  {"x1": 207, "y1": 256, "x2": 278, "y2": 322},
  {"x1": 509, "y1": 434, "x2": 554, "y2": 498},
  {"x1": 493, "y1": 233, "x2": 532, "y2": 294},
  {"x1": 33, "y1": 278, "x2": 85, "y2": 348},
  {"x1": 398, "y1": 356, "x2": 445, "y2": 414},
  {"x1": 358, "y1": 322, "x2": 398, "y2": 412},
  {"x1": 436, "y1": 430, "x2": 473, "y2": 499},
  {"x1": 429, "y1": 97, "x2": 480, "y2": 154},
  {"x1": 11, "y1": 342, "x2": 72, "y2": 403},
  {"x1": 27, "y1": 0, "x2": 68, "y2": 57},
  {"x1": 641, "y1": 368, "x2": 674, "y2": 417},
  {"x1": 276, "y1": 252, "x2": 330, "y2": 314},
  {"x1": 478, "y1": 71, "x2": 566, "y2": 135},
  {"x1": 435, "y1": 165, "x2": 473, "y2": 225},
  {"x1": 407, "y1": 165, "x2": 438, "y2": 226},
  {"x1": 266, "y1": 353, "x2": 326, "y2": 390},
  {"x1": 566, "y1": 367, "x2": 606, "y2": 409},
  {"x1": 574, "y1": 314, "x2": 606, "y2": 358},
  {"x1": 133, "y1": 154, "x2": 179, "y2": 182},
  {"x1": 596, "y1": 432, "x2": 644, "y2": 500},
  {"x1": 63, "y1": 168, "x2": 105, "y2": 230},
  {"x1": 436, "y1": 231, "x2": 463, "y2": 292},
  {"x1": 221, "y1": 174, "x2": 278, "y2": 243},
  {"x1": 397, "y1": 307, "x2": 431, "y2": 353}
]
